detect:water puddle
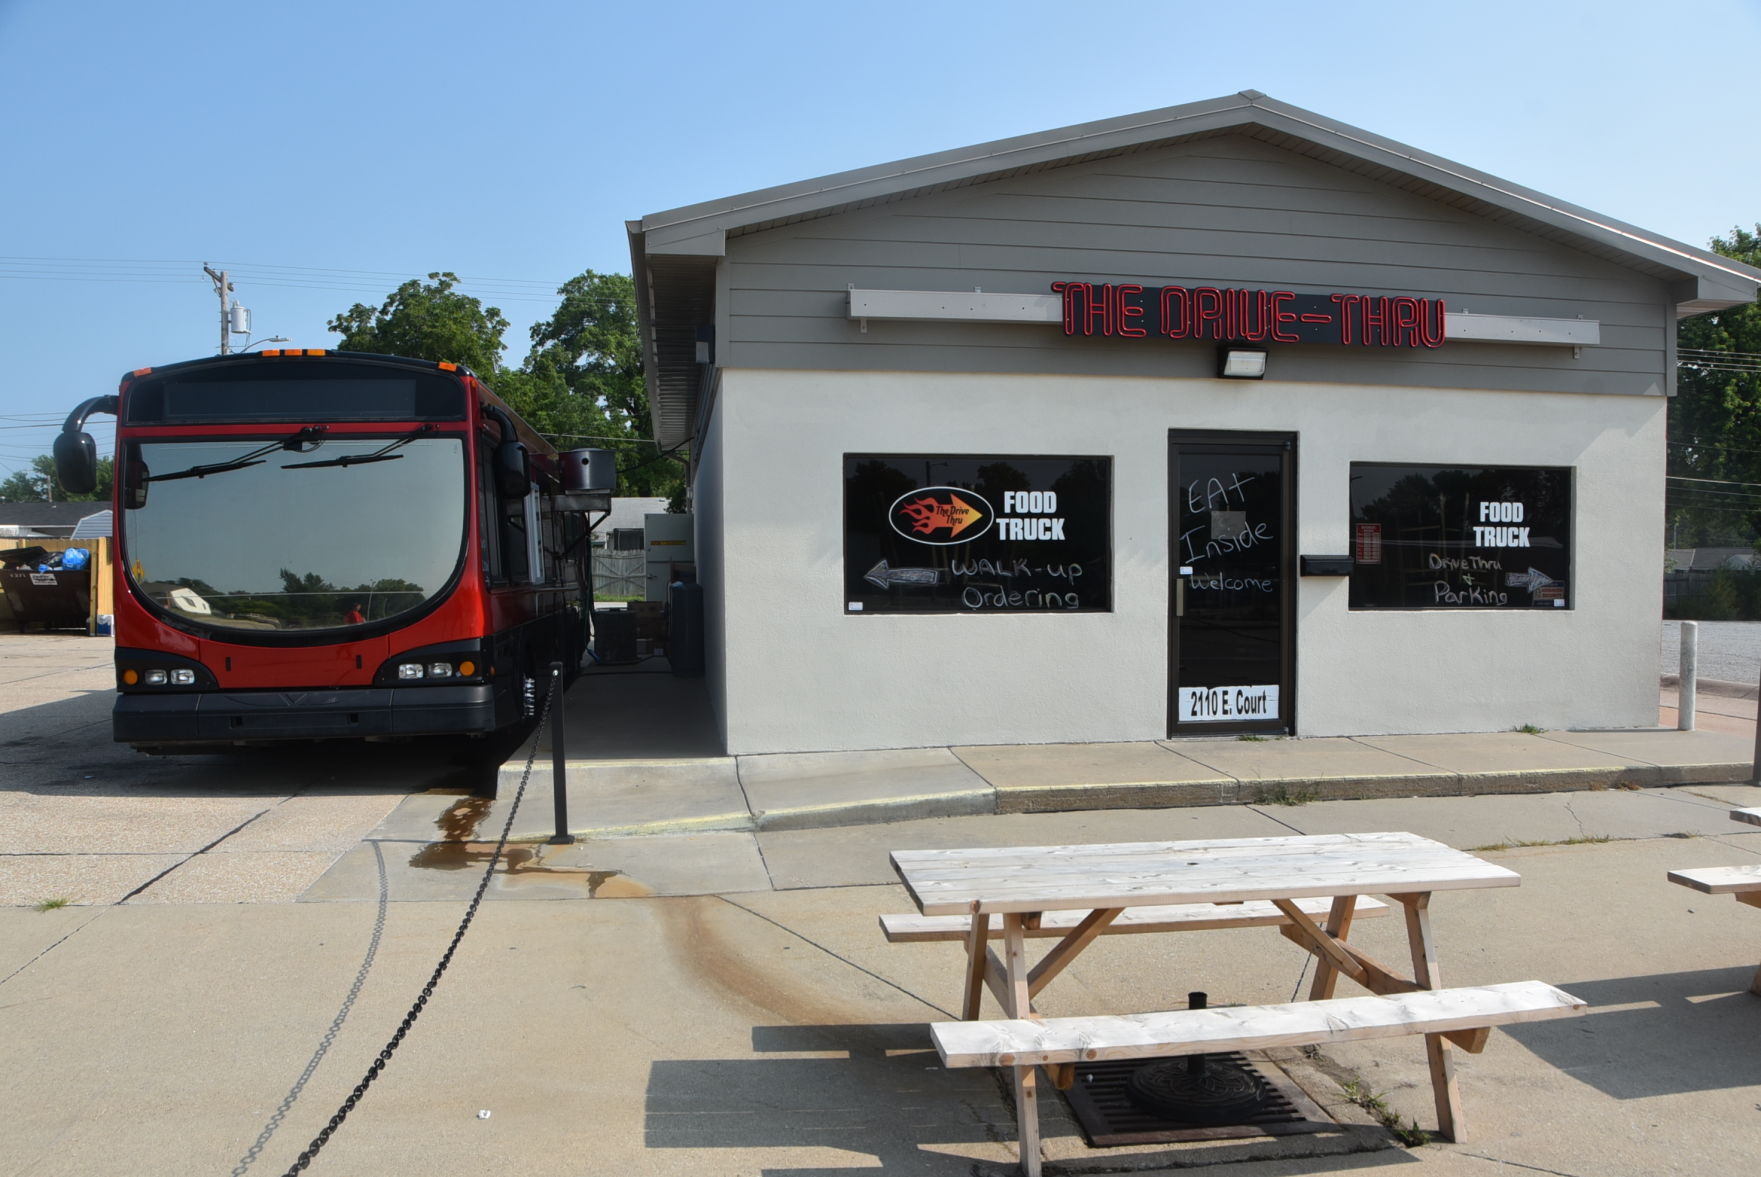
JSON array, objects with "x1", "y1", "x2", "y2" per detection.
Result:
[{"x1": 435, "y1": 797, "x2": 493, "y2": 842}]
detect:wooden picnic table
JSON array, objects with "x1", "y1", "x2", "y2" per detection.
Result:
[{"x1": 890, "y1": 831, "x2": 1527, "y2": 1162}]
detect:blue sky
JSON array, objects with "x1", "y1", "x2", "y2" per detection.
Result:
[{"x1": 2, "y1": 0, "x2": 1757, "y2": 482}]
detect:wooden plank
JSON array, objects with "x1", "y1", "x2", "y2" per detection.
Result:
[
  {"x1": 960, "y1": 900, "x2": 988, "y2": 1021},
  {"x1": 1667, "y1": 865, "x2": 1761, "y2": 894},
  {"x1": 1024, "y1": 907, "x2": 1121, "y2": 996},
  {"x1": 1277, "y1": 925, "x2": 1423, "y2": 996},
  {"x1": 1730, "y1": 807, "x2": 1761, "y2": 828},
  {"x1": 931, "y1": 981, "x2": 1587, "y2": 1069},
  {"x1": 879, "y1": 895, "x2": 1390, "y2": 942},
  {"x1": 892, "y1": 832, "x2": 1518, "y2": 916},
  {"x1": 1402, "y1": 893, "x2": 1464, "y2": 1142},
  {"x1": 1308, "y1": 895, "x2": 1360, "y2": 1001}
]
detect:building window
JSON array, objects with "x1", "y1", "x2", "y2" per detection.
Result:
[
  {"x1": 1349, "y1": 463, "x2": 1571, "y2": 610},
  {"x1": 843, "y1": 454, "x2": 1112, "y2": 613}
]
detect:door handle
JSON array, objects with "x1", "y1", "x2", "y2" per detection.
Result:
[{"x1": 1176, "y1": 566, "x2": 1191, "y2": 617}]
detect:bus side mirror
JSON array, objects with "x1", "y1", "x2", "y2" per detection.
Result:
[
  {"x1": 496, "y1": 440, "x2": 530, "y2": 499},
  {"x1": 53, "y1": 430, "x2": 98, "y2": 496},
  {"x1": 54, "y1": 394, "x2": 118, "y2": 497}
]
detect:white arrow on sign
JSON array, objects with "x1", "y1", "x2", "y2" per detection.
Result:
[
  {"x1": 1504, "y1": 567, "x2": 1554, "y2": 594},
  {"x1": 865, "y1": 560, "x2": 942, "y2": 589}
]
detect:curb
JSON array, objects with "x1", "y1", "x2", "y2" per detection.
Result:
[
  {"x1": 551, "y1": 760, "x2": 1756, "y2": 841},
  {"x1": 1661, "y1": 674, "x2": 1758, "y2": 700}
]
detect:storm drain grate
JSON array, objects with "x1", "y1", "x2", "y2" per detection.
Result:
[{"x1": 1060, "y1": 1052, "x2": 1336, "y2": 1146}]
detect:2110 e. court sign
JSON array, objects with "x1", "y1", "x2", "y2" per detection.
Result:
[{"x1": 1052, "y1": 281, "x2": 1448, "y2": 348}]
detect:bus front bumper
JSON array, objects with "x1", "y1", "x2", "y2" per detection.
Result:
[{"x1": 114, "y1": 684, "x2": 504, "y2": 745}]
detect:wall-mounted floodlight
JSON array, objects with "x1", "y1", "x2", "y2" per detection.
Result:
[{"x1": 1218, "y1": 346, "x2": 1268, "y2": 379}]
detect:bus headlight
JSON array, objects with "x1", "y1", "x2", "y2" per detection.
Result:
[
  {"x1": 376, "y1": 642, "x2": 489, "y2": 687},
  {"x1": 115, "y1": 650, "x2": 216, "y2": 691}
]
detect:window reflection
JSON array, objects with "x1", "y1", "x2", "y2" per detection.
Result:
[{"x1": 124, "y1": 437, "x2": 466, "y2": 632}]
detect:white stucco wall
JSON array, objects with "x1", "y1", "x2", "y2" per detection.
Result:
[{"x1": 707, "y1": 368, "x2": 1664, "y2": 754}]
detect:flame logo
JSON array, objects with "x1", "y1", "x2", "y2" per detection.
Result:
[{"x1": 888, "y1": 487, "x2": 993, "y2": 545}]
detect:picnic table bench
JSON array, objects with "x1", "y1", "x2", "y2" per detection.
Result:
[
  {"x1": 889, "y1": 832, "x2": 1587, "y2": 1177},
  {"x1": 1667, "y1": 805, "x2": 1761, "y2": 995}
]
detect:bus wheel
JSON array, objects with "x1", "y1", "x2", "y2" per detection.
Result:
[{"x1": 452, "y1": 736, "x2": 505, "y2": 798}]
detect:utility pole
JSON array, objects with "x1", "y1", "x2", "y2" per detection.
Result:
[{"x1": 204, "y1": 264, "x2": 233, "y2": 355}]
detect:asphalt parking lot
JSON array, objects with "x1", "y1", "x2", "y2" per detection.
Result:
[{"x1": 0, "y1": 633, "x2": 500, "y2": 906}]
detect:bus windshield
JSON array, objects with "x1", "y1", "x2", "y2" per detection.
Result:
[{"x1": 122, "y1": 435, "x2": 467, "y2": 633}]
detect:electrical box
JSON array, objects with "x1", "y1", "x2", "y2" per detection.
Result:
[
  {"x1": 644, "y1": 513, "x2": 694, "y2": 602},
  {"x1": 1299, "y1": 555, "x2": 1353, "y2": 576}
]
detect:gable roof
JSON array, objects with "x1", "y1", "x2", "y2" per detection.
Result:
[
  {"x1": 629, "y1": 90, "x2": 1761, "y2": 446},
  {"x1": 0, "y1": 501, "x2": 108, "y2": 532}
]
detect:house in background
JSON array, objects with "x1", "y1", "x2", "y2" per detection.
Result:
[{"x1": 0, "y1": 502, "x2": 108, "y2": 539}]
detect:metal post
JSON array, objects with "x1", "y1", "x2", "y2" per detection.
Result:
[
  {"x1": 1678, "y1": 621, "x2": 1697, "y2": 732},
  {"x1": 1752, "y1": 653, "x2": 1761, "y2": 787},
  {"x1": 547, "y1": 661, "x2": 575, "y2": 844}
]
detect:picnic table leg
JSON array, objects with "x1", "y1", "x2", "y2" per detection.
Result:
[
  {"x1": 1399, "y1": 892, "x2": 1464, "y2": 1141},
  {"x1": 961, "y1": 904, "x2": 990, "y2": 1020},
  {"x1": 1308, "y1": 895, "x2": 1360, "y2": 1000},
  {"x1": 1751, "y1": 957, "x2": 1761, "y2": 997},
  {"x1": 1001, "y1": 913, "x2": 1042, "y2": 1177}
]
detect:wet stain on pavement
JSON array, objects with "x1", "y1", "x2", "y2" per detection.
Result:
[
  {"x1": 435, "y1": 797, "x2": 493, "y2": 842},
  {"x1": 406, "y1": 840, "x2": 653, "y2": 897},
  {"x1": 655, "y1": 896, "x2": 870, "y2": 1027}
]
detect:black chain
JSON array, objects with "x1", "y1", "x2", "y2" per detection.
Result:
[
  {"x1": 233, "y1": 842, "x2": 390, "y2": 1175},
  {"x1": 277, "y1": 674, "x2": 560, "y2": 1175}
]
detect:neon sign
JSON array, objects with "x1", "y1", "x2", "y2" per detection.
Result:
[{"x1": 1051, "y1": 282, "x2": 1447, "y2": 348}]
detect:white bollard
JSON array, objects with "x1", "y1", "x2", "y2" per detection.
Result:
[{"x1": 1678, "y1": 621, "x2": 1697, "y2": 732}]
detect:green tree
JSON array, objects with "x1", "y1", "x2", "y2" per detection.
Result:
[
  {"x1": 523, "y1": 270, "x2": 683, "y2": 501},
  {"x1": 328, "y1": 271, "x2": 509, "y2": 374},
  {"x1": 328, "y1": 269, "x2": 684, "y2": 503},
  {"x1": 0, "y1": 454, "x2": 113, "y2": 503},
  {"x1": 1669, "y1": 226, "x2": 1761, "y2": 548}
]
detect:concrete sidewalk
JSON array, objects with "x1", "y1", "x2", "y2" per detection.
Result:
[
  {"x1": 9, "y1": 778, "x2": 1761, "y2": 1177},
  {"x1": 479, "y1": 667, "x2": 1759, "y2": 844},
  {"x1": 7, "y1": 640, "x2": 1761, "y2": 1176}
]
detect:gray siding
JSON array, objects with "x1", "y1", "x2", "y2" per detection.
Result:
[{"x1": 719, "y1": 135, "x2": 1670, "y2": 397}]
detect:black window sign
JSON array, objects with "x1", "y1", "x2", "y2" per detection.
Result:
[
  {"x1": 844, "y1": 455, "x2": 1111, "y2": 613},
  {"x1": 1349, "y1": 463, "x2": 1571, "y2": 610}
]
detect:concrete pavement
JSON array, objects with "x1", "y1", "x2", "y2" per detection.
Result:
[
  {"x1": 475, "y1": 665, "x2": 1759, "y2": 846},
  {"x1": 6, "y1": 634, "x2": 1761, "y2": 1175}
]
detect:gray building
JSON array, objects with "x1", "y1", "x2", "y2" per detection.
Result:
[{"x1": 629, "y1": 91, "x2": 1761, "y2": 755}]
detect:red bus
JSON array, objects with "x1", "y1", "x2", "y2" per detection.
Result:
[{"x1": 54, "y1": 350, "x2": 593, "y2": 759}]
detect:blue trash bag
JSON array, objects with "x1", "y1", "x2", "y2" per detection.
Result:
[{"x1": 59, "y1": 548, "x2": 89, "y2": 570}]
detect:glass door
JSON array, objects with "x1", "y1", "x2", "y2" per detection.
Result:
[{"x1": 1169, "y1": 434, "x2": 1293, "y2": 736}]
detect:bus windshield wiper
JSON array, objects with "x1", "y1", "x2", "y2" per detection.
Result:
[
  {"x1": 149, "y1": 426, "x2": 327, "y2": 482},
  {"x1": 282, "y1": 424, "x2": 434, "y2": 470}
]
